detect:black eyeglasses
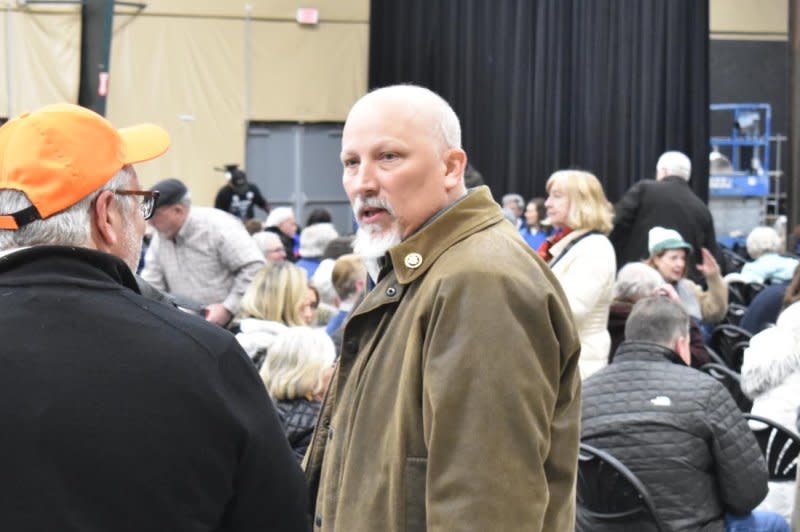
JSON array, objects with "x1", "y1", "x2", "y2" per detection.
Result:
[{"x1": 114, "y1": 190, "x2": 160, "y2": 220}]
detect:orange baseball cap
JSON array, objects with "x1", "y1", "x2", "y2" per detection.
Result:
[{"x1": 0, "y1": 103, "x2": 170, "y2": 230}]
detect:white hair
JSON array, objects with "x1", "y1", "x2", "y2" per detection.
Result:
[
  {"x1": 746, "y1": 226, "x2": 782, "y2": 259},
  {"x1": 299, "y1": 223, "x2": 339, "y2": 258},
  {"x1": 259, "y1": 326, "x2": 336, "y2": 400},
  {"x1": 656, "y1": 151, "x2": 692, "y2": 181},
  {"x1": 613, "y1": 262, "x2": 665, "y2": 302},
  {"x1": 311, "y1": 258, "x2": 338, "y2": 306},
  {"x1": 0, "y1": 165, "x2": 135, "y2": 250},
  {"x1": 361, "y1": 84, "x2": 462, "y2": 150},
  {"x1": 265, "y1": 206, "x2": 294, "y2": 228},
  {"x1": 252, "y1": 231, "x2": 282, "y2": 256}
]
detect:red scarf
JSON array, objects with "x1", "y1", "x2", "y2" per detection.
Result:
[{"x1": 538, "y1": 227, "x2": 573, "y2": 263}]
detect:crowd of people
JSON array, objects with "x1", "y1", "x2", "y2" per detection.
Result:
[{"x1": 0, "y1": 88, "x2": 797, "y2": 531}]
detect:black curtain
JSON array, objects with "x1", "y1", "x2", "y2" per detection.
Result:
[{"x1": 369, "y1": 0, "x2": 710, "y2": 203}]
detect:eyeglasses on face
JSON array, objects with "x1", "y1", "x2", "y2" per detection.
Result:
[{"x1": 114, "y1": 190, "x2": 160, "y2": 220}]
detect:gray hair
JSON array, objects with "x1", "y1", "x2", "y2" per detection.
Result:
[
  {"x1": 625, "y1": 296, "x2": 690, "y2": 347},
  {"x1": 656, "y1": 151, "x2": 692, "y2": 181},
  {"x1": 265, "y1": 206, "x2": 294, "y2": 228},
  {"x1": 299, "y1": 223, "x2": 339, "y2": 258},
  {"x1": 252, "y1": 231, "x2": 283, "y2": 256},
  {"x1": 746, "y1": 226, "x2": 782, "y2": 259},
  {"x1": 259, "y1": 326, "x2": 335, "y2": 400},
  {"x1": 502, "y1": 194, "x2": 525, "y2": 210},
  {"x1": 0, "y1": 165, "x2": 135, "y2": 250},
  {"x1": 613, "y1": 262, "x2": 665, "y2": 302}
]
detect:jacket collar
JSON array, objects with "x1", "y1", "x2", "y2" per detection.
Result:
[
  {"x1": 613, "y1": 340, "x2": 686, "y2": 366},
  {"x1": 0, "y1": 245, "x2": 140, "y2": 292},
  {"x1": 386, "y1": 186, "x2": 504, "y2": 285},
  {"x1": 661, "y1": 175, "x2": 690, "y2": 186},
  {"x1": 548, "y1": 228, "x2": 590, "y2": 263}
]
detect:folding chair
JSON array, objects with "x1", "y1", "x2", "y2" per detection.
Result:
[
  {"x1": 744, "y1": 414, "x2": 800, "y2": 481},
  {"x1": 700, "y1": 363, "x2": 753, "y2": 413},
  {"x1": 577, "y1": 443, "x2": 667, "y2": 532},
  {"x1": 708, "y1": 324, "x2": 753, "y2": 372}
]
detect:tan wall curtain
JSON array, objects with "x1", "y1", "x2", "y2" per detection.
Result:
[
  {"x1": 107, "y1": 2, "x2": 368, "y2": 206},
  {"x1": 0, "y1": 7, "x2": 81, "y2": 117}
]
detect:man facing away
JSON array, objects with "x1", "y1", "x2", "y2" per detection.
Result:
[
  {"x1": 609, "y1": 151, "x2": 722, "y2": 284},
  {"x1": 0, "y1": 104, "x2": 308, "y2": 530},
  {"x1": 582, "y1": 296, "x2": 786, "y2": 532},
  {"x1": 304, "y1": 85, "x2": 582, "y2": 531},
  {"x1": 141, "y1": 177, "x2": 265, "y2": 325}
]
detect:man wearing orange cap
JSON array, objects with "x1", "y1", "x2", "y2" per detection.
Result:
[{"x1": 0, "y1": 104, "x2": 309, "y2": 530}]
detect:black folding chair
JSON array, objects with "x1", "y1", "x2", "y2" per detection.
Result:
[
  {"x1": 744, "y1": 414, "x2": 800, "y2": 481},
  {"x1": 721, "y1": 248, "x2": 748, "y2": 276},
  {"x1": 704, "y1": 346, "x2": 727, "y2": 367},
  {"x1": 577, "y1": 443, "x2": 667, "y2": 532},
  {"x1": 708, "y1": 324, "x2": 753, "y2": 372},
  {"x1": 699, "y1": 363, "x2": 753, "y2": 413},
  {"x1": 723, "y1": 303, "x2": 747, "y2": 327}
]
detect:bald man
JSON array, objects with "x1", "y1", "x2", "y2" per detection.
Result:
[{"x1": 304, "y1": 85, "x2": 581, "y2": 532}]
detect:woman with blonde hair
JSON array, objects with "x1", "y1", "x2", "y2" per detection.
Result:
[
  {"x1": 234, "y1": 262, "x2": 316, "y2": 363},
  {"x1": 541, "y1": 169, "x2": 616, "y2": 378},
  {"x1": 260, "y1": 327, "x2": 336, "y2": 461}
]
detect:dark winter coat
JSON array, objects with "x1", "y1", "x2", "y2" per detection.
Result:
[
  {"x1": 277, "y1": 398, "x2": 322, "y2": 462},
  {"x1": 0, "y1": 246, "x2": 309, "y2": 531},
  {"x1": 582, "y1": 340, "x2": 768, "y2": 532},
  {"x1": 609, "y1": 176, "x2": 722, "y2": 284}
]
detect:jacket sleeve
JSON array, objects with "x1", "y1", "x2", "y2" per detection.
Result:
[
  {"x1": 140, "y1": 236, "x2": 167, "y2": 292},
  {"x1": 421, "y1": 266, "x2": 582, "y2": 532},
  {"x1": 609, "y1": 181, "x2": 643, "y2": 254},
  {"x1": 216, "y1": 340, "x2": 310, "y2": 531},
  {"x1": 706, "y1": 381, "x2": 768, "y2": 515},
  {"x1": 690, "y1": 272, "x2": 728, "y2": 324},
  {"x1": 215, "y1": 221, "x2": 266, "y2": 315}
]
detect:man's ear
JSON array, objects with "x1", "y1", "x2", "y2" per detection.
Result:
[
  {"x1": 91, "y1": 190, "x2": 120, "y2": 250},
  {"x1": 443, "y1": 148, "x2": 467, "y2": 192}
]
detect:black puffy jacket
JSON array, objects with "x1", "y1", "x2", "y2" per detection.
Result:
[
  {"x1": 277, "y1": 398, "x2": 322, "y2": 462},
  {"x1": 581, "y1": 341, "x2": 768, "y2": 532}
]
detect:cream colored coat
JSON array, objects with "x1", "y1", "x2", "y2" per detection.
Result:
[{"x1": 549, "y1": 229, "x2": 616, "y2": 379}]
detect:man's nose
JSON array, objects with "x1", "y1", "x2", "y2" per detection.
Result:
[{"x1": 348, "y1": 160, "x2": 379, "y2": 195}]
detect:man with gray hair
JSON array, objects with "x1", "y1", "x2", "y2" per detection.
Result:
[
  {"x1": 305, "y1": 84, "x2": 581, "y2": 531},
  {"x1": 501, "y1": 192, "x2": 525, "y2": 229},
  {"x1": 141, "y1": 177, "x2": 265, "y2": 325},
  {"x1": 607, "y1": 262, "x2": 709, "y2": 366},
  {"x1": 609, "y1": 150, "x2": 722, "y2": 284},
  {"x1": 582, "y1": 296, "x2": 785, "y2": 532},
  {"x1": 0, "y1": 104, "x2": 308, "y2": 530}
]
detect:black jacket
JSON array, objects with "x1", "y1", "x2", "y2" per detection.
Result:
[
  {"x1": 581, "y1": 341, "x2": 768, "y2": 532},
  {"x1": 214, "y1": 183, "x2": 269, "y2": 221},
  {"x1": 0, "y1": 246, "x2": 309, "y2": 531},
  {"x1": 277, "y1": 398, "x2": 322, "y2": 462},
  {"x1": 609, "y1": 176, "x2": 721, "y2": 284}
]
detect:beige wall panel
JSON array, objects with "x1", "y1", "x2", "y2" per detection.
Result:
[
  {"x1": 3, "y1": 9, "x2": 80, "y2": 117},
  {"x1": 107, "y1": 15, "x2": 246, "y2": 206},
  {"x1": 139, "y1": 0, "x2": 368, "y2": 22},
  {"x1": 710, "y1": 0, "x2": 788, "y2": 35},
  {"x1": 250, "y1": 21, "x2": 368, "y2": 120}
]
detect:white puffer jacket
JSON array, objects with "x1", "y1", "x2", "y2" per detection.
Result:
[{"x1": 740, "y1": 303, "x2": 800, "y2": 522}]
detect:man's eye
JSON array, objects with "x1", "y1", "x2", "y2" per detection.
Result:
[
  {"x1": 343, "y1": 159, "x2": 358, "y2": 168},
  {"x1": 382, "y1": 152, "x2": 398, "y2": 161}
]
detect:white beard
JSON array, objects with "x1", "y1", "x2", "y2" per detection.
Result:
[{"x1": 353, "y1": 224, "x2": 401, "y2": 282}]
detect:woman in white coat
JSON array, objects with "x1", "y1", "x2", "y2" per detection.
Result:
[
  {"x1": 541, "y1": 169, "x2": 616, "y2": 379},
  {"x1": 741, "y1": 302, "x2": 800, "y2": 522}
]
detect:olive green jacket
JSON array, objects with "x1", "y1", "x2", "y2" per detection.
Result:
[{"x1": 305, "y1": 187, "x2": 581, "y2": 531}]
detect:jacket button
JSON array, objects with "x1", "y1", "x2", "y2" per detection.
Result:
[
  {"x1": 344, "y1": 339, "x2": 358, "y2": 354},
  {"x1": 386, "y1": 286, "x2": 397, "y2": 297},
  {"x1": 315, "y1": 515, "x2": 322, "y2": 527}
]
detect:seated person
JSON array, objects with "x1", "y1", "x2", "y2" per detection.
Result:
[
  {"x1": 735, "y1": 227, "x2": 799, "y2": 284},
  {"x1": 646, "y1": 226, "x2": 728, "y2": 333},
  {"x1": 296, "y1": 223, "x2": 339, "y2": 279},
  {"x1": 583, "y1": 296, "x2": 786, "y2": 532},
  {"x1": 608, "y1": 262, "x2": 708, "y2": 367},
  {"x1": 741, "y1": 303, "x2": 800, "y2": 522},
  {"x1": 233, "y1": 262, "x2": 312, "y2": 365},
  {"x1": 259, "y1": 327, "x2": 336, "y2": 461}
]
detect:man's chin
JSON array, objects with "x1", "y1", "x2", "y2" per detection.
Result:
[{"x1": 353, "y1": 225, "x2": 401, "y2": 259}]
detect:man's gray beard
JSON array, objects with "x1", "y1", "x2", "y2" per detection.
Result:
[{"x1": 353, "y1": 224, "x2": 401, "y2": 282}]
